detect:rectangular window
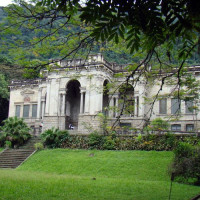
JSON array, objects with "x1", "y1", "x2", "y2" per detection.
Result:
[
  {"x1": 171, "y1": 98, "x2": 181, "y2": 114},
  {"x1": 186, "y1": 124, "x2": 194, "y2": 132},
  {"x1": 23, "y1": 105, "x2": 30, "y2": 118},
  {"x1": 32, "y1": 104, "x2": 37, "y2": 118},
  {"x1": 120, "y1": 123, "x2": 132, "y2": 127},
  {"x1": 185, "y1": 101, "x2": 193, "y2": 114},
  {"x1": 159, "y1": 99, "x2": 167, "y2": 114},
  {"x1": 15, "y1": 105, "x2": 21, "y2": 118},
  {"x1": 171, "y1": 124, "x2": 181, "y2": 131}
]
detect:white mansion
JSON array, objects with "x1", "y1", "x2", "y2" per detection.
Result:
[{"x1": 8, "y1": 54, "x2": 200, "y2": 134}]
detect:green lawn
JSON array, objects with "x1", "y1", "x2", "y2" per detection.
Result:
[{"x1": 0, "y1": 149, "x2": 199, "y2": 200}]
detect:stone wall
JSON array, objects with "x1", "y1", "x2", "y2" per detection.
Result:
[
  {"x1": 78, "y1": 114, "x2": 101, "y2": 134},
  {"x1": 42, "y1": 116, "x2": 59, "y2": 131}
]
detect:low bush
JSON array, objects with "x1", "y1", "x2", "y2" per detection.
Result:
[
  {"x1": 0, "y1": 117, "x2": 31, "y2": 148},
  {"x1": 170, "y1": 142, "x2": 200, "y2": 185},
  {"x1": 61, "y1": 133, "x2": 200, "y2": 151},
  {"x1": 88, "y1": 132, "x2": 105, "y2": 149},
  {"x1": 40, "y1": 128, "x2": 70, "y2": 148},
  {"x1": 144, "y1": 118, "x2": 170, "y2": 134},
  {"x1": 103, "y1": 134, "x2": 117, "y2": 150},
  {"x1": 34, "y1": 142, "x2": 44, "y2": 150},
  {"x1": 63, "y1": 135, "x2": 89, "y2": 149},
  {"x1": 5, "y1": 140, "x2": 12, "y2": 148}
]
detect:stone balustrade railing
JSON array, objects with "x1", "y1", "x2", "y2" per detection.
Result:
[{"x1": 53, "y1": 53, "x2": 129, "y2": 72}]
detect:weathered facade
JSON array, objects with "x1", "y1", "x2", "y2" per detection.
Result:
[{"x1": 9, "y1": 54, "x2": 200, "y2": 134}]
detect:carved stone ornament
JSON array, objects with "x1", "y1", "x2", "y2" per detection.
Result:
[
  {"x1": 20, "y1": 89, "x2": 35, "y2": 96},
  {"x1": 24, "y1": 96, "x2": 31, "y2": 102}
]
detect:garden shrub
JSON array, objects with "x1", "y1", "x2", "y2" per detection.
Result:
[
  {"x1": 41, "y1": 127, "x2": 70, "y2": 148},
  {"x1": 0, "y1": 117, "x2": 31, "y2": 147},
  {"x1": 170, "y1": 142, "x2": 200, "y2": 185},
  {"x1": 144, "y1": 118, "x2": 170, "y2": 134},
  {"x1": 48, "y1": 132, "x2": 200, "y2": 152},
  {"x1": 103, "y1": 133, "x2": 117, "y2": 150},
  {"x1": 34, "y1": 142, "x2": 44, "y2": 150},
  {"x1": 63, "y1": 135, "x2": 89, "y2": 149},
  {"x1": 88, "y1": 132, "x2": 105, "y2": 149},
  {"x1": 5, "y1": 140, "x2": 12, "y2": 148}
]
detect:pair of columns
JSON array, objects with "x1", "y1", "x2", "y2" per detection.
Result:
[
  {"x1": 59, "y1": 88, "x2": 86, "y2": 116},
  {"x1": 37, "y1": 87, "x2": 139, "y2": 119},
  {"x1": 109, "y1": 94, "x2": 139, "y2": 117},
  {"x1": 37, "y1": 88, "x2": 46, "y2": 119}
]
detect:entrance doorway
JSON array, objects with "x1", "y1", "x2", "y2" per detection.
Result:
[{"x1": 65, "y1": 80, "x2": 81, "y2": 129}]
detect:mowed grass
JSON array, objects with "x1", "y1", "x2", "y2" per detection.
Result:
[{"x1": 0, "y1": 149, "x2": 199, "y2": 200}]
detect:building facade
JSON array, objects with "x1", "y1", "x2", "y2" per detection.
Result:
[{"x1": 8, "y1": 54, "x2": 200, "y2": 134}]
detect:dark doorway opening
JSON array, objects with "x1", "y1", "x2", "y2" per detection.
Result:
[
  {"x1": 65, "y1": 80, "x2": 81, "y2": 129},
  {"x1": 102, "y1": 80, "x2": 109, "y2": 116}
]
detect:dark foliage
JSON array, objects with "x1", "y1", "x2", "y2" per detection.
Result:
[
  {"x1": 0, "y1": 116, "x2": 31, "y2": 148},
  {"x1": 170, "y1": 142, "x2": 200, "y2": 185},
  {"x1": 61, "y1": 133, "x2": 200, "y2": 151},
  {"x1": 40, "y1": 127, "x2": 70, "y2": 148},
  {"x1": 88, "y1": 132, "x2": 105, "y2": 149}
]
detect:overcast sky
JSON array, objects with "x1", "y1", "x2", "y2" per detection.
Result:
[{"x1": 0, "y1": 0, "x2": 15, "y2": 7}]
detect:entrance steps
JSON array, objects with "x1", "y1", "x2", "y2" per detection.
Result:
[
  {"x1": 0, "y1": 136, "x2": 41, "y2": 169},
  {"x1": 68, "y1": 130, "x2": 80, "y2": 135}
]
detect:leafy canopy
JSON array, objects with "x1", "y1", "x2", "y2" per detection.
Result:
[{"x1": 38, "y1": 0, "x2": 200, "y2": 60}]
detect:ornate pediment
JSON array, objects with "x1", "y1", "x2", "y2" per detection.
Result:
[{"x1": 20, "y1": 89, "x2": 35, "y2": 96}]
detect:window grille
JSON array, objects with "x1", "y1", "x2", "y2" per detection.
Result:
[
  {"x1": 15, "y1": 105, "x2": 21, "y2": 117},
  {"x1": 159, "y1": 99, "x2": 167, "y2": 114},
  {"x1": 171, "y1": 99, "x2": 181, "y2": 114},
  {"x1": 32, "y1": 104, "x2": 37, "y2": 118},
  {"x1": 23, "y1": 105, "x2": 30, "y2": 118}
]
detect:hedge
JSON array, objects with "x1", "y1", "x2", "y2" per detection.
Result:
[{"x1": 62, "y1": 133, "x2": 200, "y2": 151}]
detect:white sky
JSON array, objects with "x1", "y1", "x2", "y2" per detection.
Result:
[{"x1": 0, "y1": 0, "x2": 15, "y2": 7}]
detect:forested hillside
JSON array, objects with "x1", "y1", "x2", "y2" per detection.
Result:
[
  {"x1": 0, "y1": 6, "x2": 135, "y2": 69},
  {"x1": 0, "y1": 4, "x2": 199, "y2": 80}
]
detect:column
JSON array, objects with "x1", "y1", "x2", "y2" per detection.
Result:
[
  {"x1": 181, "y1": 100, "x2": 185, "y2": 114},
  {"x1": 61, "y1": 92, "x2": 66, "y2": 116},
  {"x1": 136, "y1": 96, "x2": 139, "y2": 116},
  {"x1": 37, "y1": 88, "x2": 42, "y2": 119},
  {"x1": 41, "y1": 100, "x2": 45, "y2": 119},
  {"x1": 115, "y1": 96, "x2": 119, "y2": 117},
  {"x1": 84, "y1": 90, "x2": 89, "y2": 113},
  {"x1": 167, "y1": 98, "x2": 171, "y2": 115},
  {"x1": 109, "y1": 95, "x2": 114, "y2": 117},
  {"x1": 99, "y1": 86, "x2": 103, "y2": 112},
  {"x1": 134, "y1": 96, "x2": 137, "y2": 117},
  {"x1": 80, "y1": 91, "x2": 83, "y2": 114},
  {"x1": 113, "y1": 93, "x2": 119, "y2": 117},
  {"x1": 45, "y1": 84, "x2": 51, "y2": 115},
  {"x1": 58, "y1": 93, "x2": 61, "y2": 116},
  {"x1": 80, "y1": 87, "x2": 86, "y2": 114}
]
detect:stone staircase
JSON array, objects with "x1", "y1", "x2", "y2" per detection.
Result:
[{"x1": 0, "y1": 136, "x2": 41, "y2": 169}]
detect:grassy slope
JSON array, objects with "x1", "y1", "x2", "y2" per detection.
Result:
[
  {"x1": 0, "y1": 148, "x2": 3, "y2": 152},
  {"x1": 0, "y1": 149, "x2": 199, "y2": 200}
]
